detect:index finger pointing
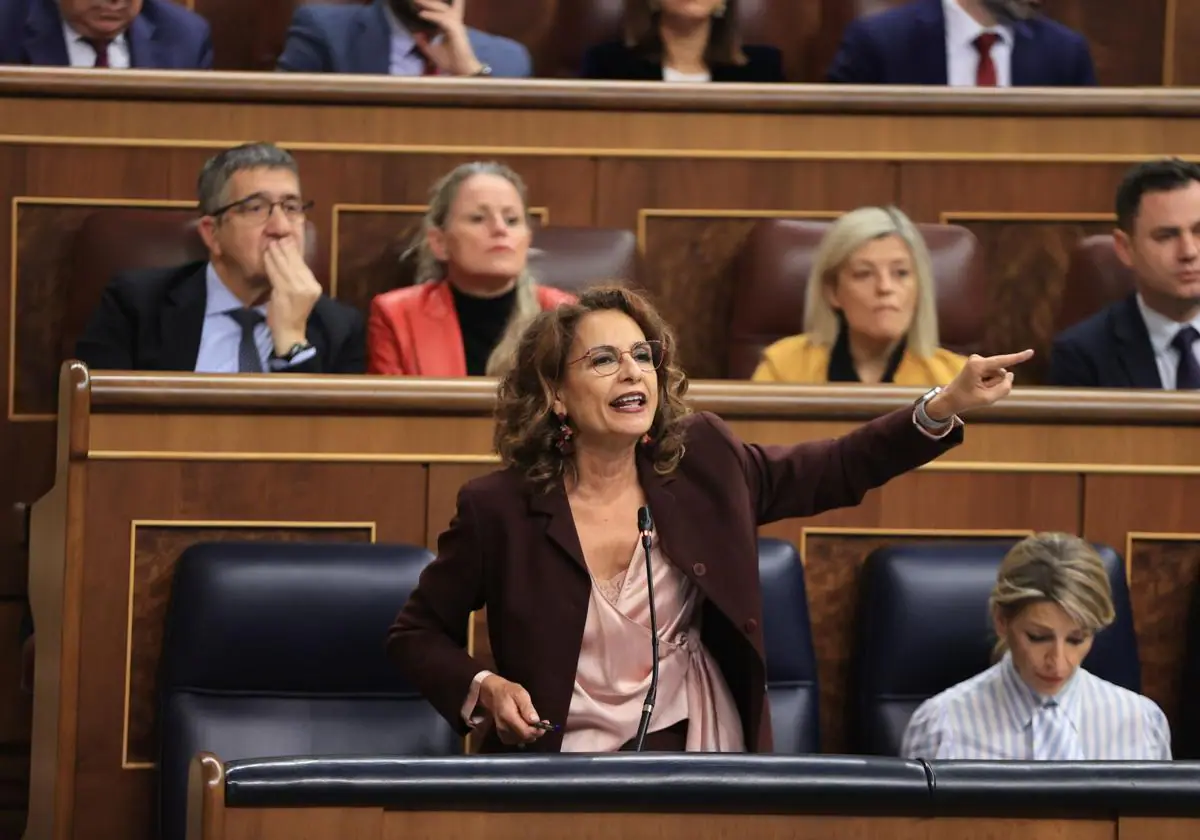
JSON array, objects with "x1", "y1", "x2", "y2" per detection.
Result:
[{"x1": 978, "y1": 349, "x2": 1034, "y2": 370}]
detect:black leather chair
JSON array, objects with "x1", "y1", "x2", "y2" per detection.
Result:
[
  {"x1": 758, "y1": 538, "x2": 819, "y2": 753},
  {"x1": 158, "y1": 541, "x2": 460, "y2": 840},
  {"x1": 850, "y1": 541, "x2": 1140, "y2": 756}
]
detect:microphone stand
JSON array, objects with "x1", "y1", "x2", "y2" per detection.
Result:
[{"x1": 632, "y1": 506, "x2": 659, "y2": 752}]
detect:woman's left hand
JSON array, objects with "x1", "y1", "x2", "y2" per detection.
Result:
[{"x1": 927, "y1": 349, "x2": 1035, "y2": 421}]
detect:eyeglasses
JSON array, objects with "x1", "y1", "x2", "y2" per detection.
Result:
[
  {"x1": 568, "y1": 341, "x2": 663, "y2": 377},
  {"x1": 208, "y1": 193, "x2": 313, "y2": 225}
]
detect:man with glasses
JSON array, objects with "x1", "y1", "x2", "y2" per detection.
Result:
[{"x1": 76, "y1": 142, "x2": 365, "y2": 374}]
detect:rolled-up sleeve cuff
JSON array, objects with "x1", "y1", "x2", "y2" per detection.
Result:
[{"x1": 461, "y1": 669, "x2": 493, "y2": 728}]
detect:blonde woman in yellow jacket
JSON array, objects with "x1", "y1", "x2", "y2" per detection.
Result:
[{"x1": 752, "y1": 206, "x2": 967, "y2": 386}]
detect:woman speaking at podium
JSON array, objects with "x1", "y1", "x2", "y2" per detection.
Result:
[{"x1": 387, "y1": 286, "x2": 1031, "y2": 753}]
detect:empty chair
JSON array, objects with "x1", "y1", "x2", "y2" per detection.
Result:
[
  {"x1": 849, "y1": 541, "x2": 1139, "y2": 756},
  {"x1": 529, "y1": 226, "x2": 638, "y2": 294},
  {"x1": 759, "y1": 537, "x2": 819, "y2": 753},
  {"x1": 158, "y1": 541, "x2": 460, "y2": 840}
]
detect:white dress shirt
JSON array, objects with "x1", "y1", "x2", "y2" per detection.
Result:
[
  {"x1": 943, "y1": 0, "x2": 1013, "y2": 87},
  {"x1": 901, "y1": 652, "x2": 1172, "y2": 760},
  {"x1": 195, "y1": 264, "x2": 315, "y2": 373},
  {"x1": 62, "y1": 22, "x2": 131, "y2": 69},
  {"x1": 663, "y1": 67, "x2": 712, "y2": 83},
  {"x1": 1135, "y1": 294, "x2": 1200, "y2": 390}
]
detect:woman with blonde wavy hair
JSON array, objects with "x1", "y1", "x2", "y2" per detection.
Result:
[
  {"x1": 901, "y1": 532, "x2": 1171, "y2": 761},
  {"x1": 753, "y1": 206, "x2": 966, "y2": 386},
  {"x1": 387, "y1": 284, "x2": 1029, "y2": 754},
  {"x1": 367, "y1": 162, "x2": 574, "y2": 376}
]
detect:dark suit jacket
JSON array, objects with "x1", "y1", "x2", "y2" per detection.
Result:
[
  {"x1": 276, "y1": 0, "x2": 531, "y2": 77},
  {"x1": 581, "y1": 41, "x2": 785, "y2": 82},
  {"x1": 1048, "y1": 293, "x2": 1161, "y2": 388},
  {"x1": 388, "y1": 408, "x2": 962, "y2": 753},
  {"x1": 75, "y1": 261, "x2": 366, "y2": 374},
  {"x1": 0, "y1": 0, "x2": 212, "y2": 69},
  {"x1": 825, "y1": 0, "x2": 1095, "y2": 86}
]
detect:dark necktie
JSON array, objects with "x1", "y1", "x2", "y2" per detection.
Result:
[
  {"x1": 1172, "y1": 325, "x2": 1200, "y2": 389},
  {"x1": 82, "y1": 37, "x2": 110, "y2": 68},
  {"x1": 974, "y1": 32, "x2": 1000, "y2": 87},
  {"x1": 227, "y1": 309, "x2": 265, "y2": 373}
]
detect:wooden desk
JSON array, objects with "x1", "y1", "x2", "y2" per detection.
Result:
[
  {"x1": 184, "y1": 754, "x2": 1200, "y2": 840},
  {"x1": 24, "y1": 363, "x2": 1200, "y2": 840}
]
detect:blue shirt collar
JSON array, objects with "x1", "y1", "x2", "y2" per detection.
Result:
[
  {"x1": 381, "y1": 1, "x2": 417, "y2": 54},
  {"x1": 204, "y1": 263, "x2": 267, "y2": 318}
]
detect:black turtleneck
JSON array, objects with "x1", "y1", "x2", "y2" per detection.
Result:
[
  {"x1": 449, "y1": 283, "x2": 516, "y2": 376},
  {"x1": 827, "y1": 317, "x2": 907, "y2": 384}
]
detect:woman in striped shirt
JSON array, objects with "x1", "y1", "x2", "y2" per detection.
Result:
[{"x1": 901, "y1": 533, "x2": 1171, "y2": 761}]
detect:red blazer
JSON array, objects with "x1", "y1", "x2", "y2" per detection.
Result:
[
  {"x1": 367, "y1": 281, "x2": 576, "y2": 376},
  {"x1": 387, "y1": 408, "x2": 962, "y2": 753}
]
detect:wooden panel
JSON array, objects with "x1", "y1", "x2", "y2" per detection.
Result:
[
  {"x1": 13, "y1": 202, "x2": 197, "y2": 417},
  {"x1": 1119, "y1": 817, "x2": 1200, "y2": 840},
  {"x1": 1125, "y1": 537, "x2": 1200, "y2": 729},
  {"x1": 1166, "y1": 0, "x2": 1200, "y2": 85},
  {"x1": 951, "y1": 218, "x2": 1113, "y2": 384},
  {"x1": 377, "y1": 812, "x2": 1115, "y2": 840},
  {"x1": 126, "y1": 524, "x2": 372, "y2": 766},
  {"x1": 1042, "y1": 0, "x2": 1168, "y2": 86},
  {"x1": 67, "y1": 460, "x2": 426, "y2": 840},
  {"x1": 1082, "y1": 475, "x2": 1200, "y2": 741}
]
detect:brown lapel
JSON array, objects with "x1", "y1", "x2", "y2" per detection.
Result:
[
  {"x1": 526, "y1": 480, "x2": 587, "y2": 572},
  {"x1": 409, "y1": 282, "x2": 467, "y2": 376},
  {"x1": 636, "y1": 446, "x2": 749, "y2": 629}
]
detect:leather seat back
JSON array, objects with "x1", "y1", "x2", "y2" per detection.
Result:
[
  {"x1": 759, "y1": 538, "x2": 819, "y2": 753},
  {"x1": 850, "y1": 541, "x2": 1140, "y2": 756},
  {"x1": 158, "y1": 541, "x2": 459, "y2": 840}
]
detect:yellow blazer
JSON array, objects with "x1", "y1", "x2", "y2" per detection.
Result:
[{"x1": 751, "y1": 334, "x2": 966, "y2": 386}]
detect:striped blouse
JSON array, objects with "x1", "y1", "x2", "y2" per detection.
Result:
[{"x1": 900, "y1": 653, "x2": 1172, "y2": 761}]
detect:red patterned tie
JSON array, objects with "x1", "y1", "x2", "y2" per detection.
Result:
[
  {"x1": 974, "y1": 32, "x2": 999, "y2": 87},
  {"x1": 83, "y1": 37, "x2": 110, "y2": 68}
]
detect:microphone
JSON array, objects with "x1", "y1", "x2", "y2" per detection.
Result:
[{"x1": 632, "y1": 505, "x2": 659, "y2": 752}]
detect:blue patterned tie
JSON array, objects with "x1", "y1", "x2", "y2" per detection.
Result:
[
  {"x1": 227, "y1": 309, "x2": 264, "y2": 373},
  {"x1": 1172, "y1": 326, "x2": 1200, "y2": 390},
  {"x1": 1032, "y1": 700, "x2": 1082, "y2": 760}
]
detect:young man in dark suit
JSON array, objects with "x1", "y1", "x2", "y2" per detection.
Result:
[
  {"x1": 825, "y1": 0, "x2": 1095, "y2": 87},
  {"x1": 0, "y1": 0, "x2": 212, "y2": 69},
  {"x1": 1050, "y1": 160, "x2": 1200, "y2": 390},
  {"x1": 76, "y1": 142, "x2": 366, "y2": 374}
]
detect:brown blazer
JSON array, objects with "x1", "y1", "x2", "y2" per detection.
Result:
[{"x1": 387, "y1": 407, "x2": 962, "y2": 753}]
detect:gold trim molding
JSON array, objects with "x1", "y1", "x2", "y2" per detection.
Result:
[{"x1": 121, "y1": 518, "x2": 378, "y2": 770}]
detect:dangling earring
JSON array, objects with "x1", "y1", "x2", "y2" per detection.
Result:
[
  {"x1": 713, "y1": 2, "x2": 726, "y2": 18},
  {"x1": 641, "y1": 433, "x2": 653, "y2": 446},
  {"x1": 554, "y1": 413, "x2": 574, "y2": 454}
]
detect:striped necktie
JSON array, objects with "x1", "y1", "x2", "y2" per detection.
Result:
[{"x1": 1031, "y1": 700, "x2": 1083, "y2": 760}]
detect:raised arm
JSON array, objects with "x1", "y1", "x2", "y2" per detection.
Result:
[{"x1": 729, "y1": 350, "x2": 1034, "y2": 524}]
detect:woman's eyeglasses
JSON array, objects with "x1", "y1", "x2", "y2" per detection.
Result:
[{"x1": 568, "y1": 341, "x2": 663, "y2": 377}]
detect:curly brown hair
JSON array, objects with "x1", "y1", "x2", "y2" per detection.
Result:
[{"x1": 494, "y1": 285, "x2": 691, "y2": 489}]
